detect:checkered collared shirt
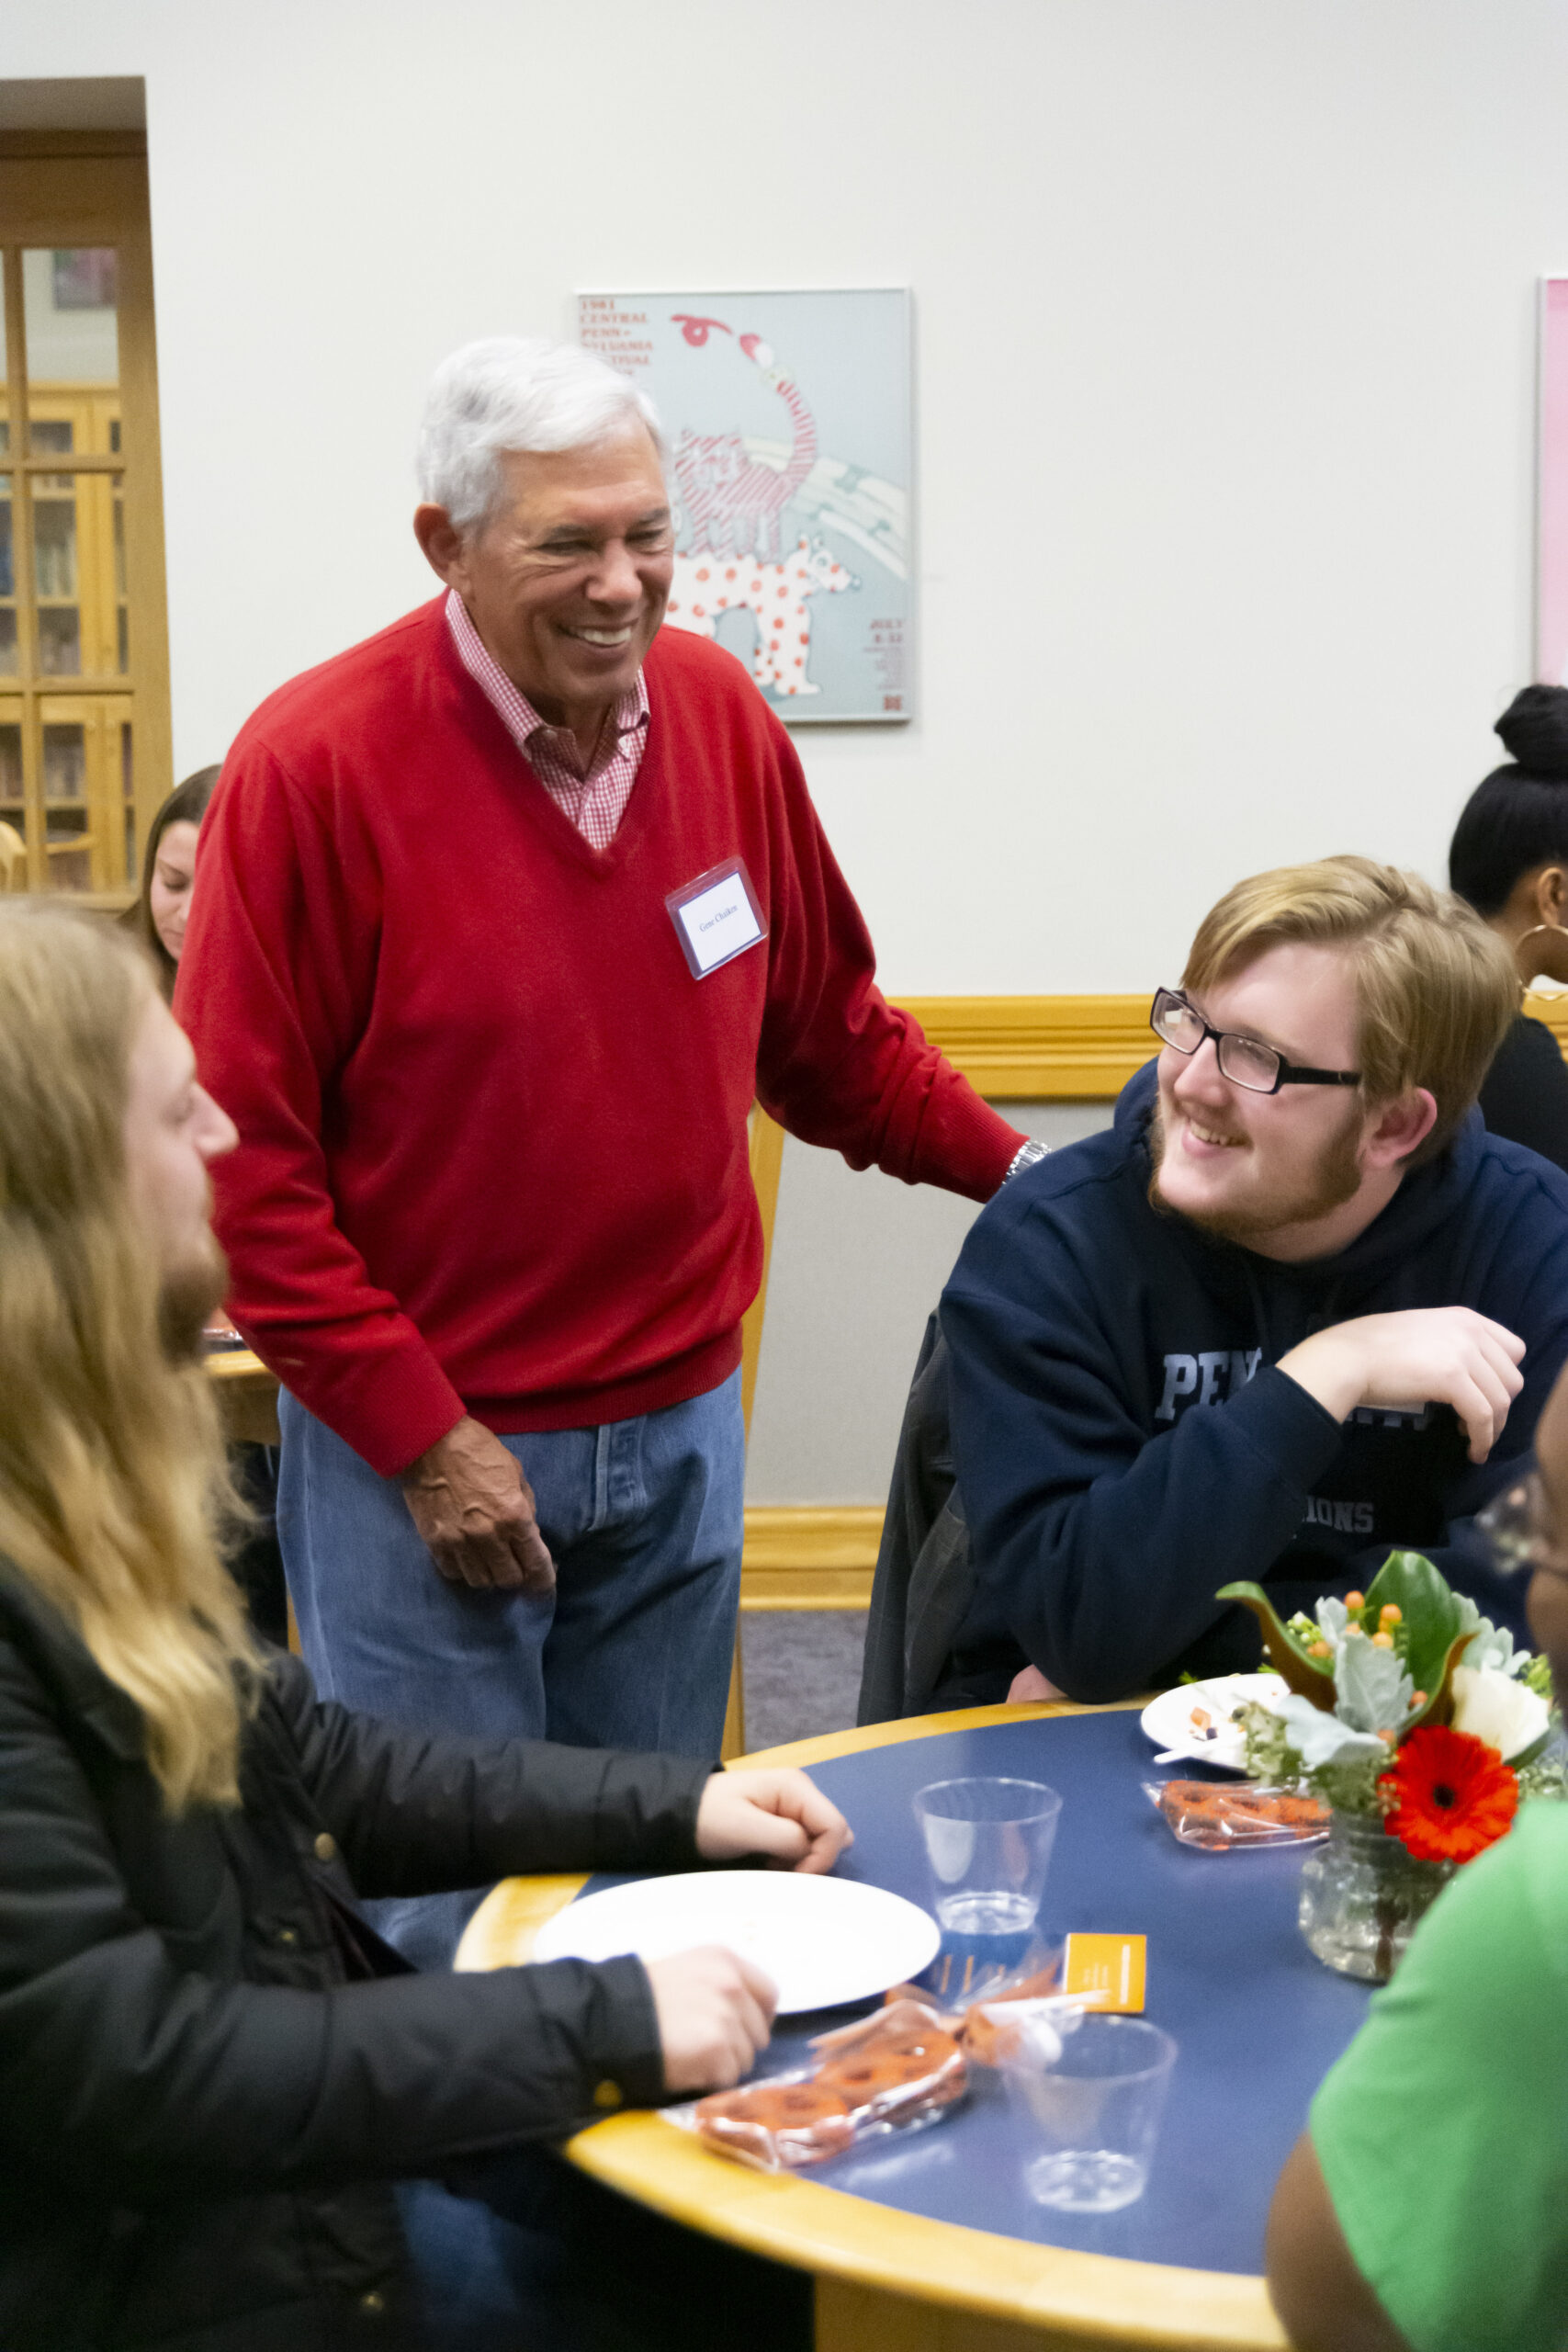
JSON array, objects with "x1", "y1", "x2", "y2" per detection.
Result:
[{"x1": 445, "y1": 589, "x2": 650, "y2": 852}]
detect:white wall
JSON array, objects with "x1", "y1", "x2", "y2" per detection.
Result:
[
  {"x1": 9, "y1": 8, "x2": 1568, "y2": 1498},
  {"x1": 11, "y1": 1, "x2": 1568, "y2": 997},
  {"x1": 748, "y1": 1104, "x2": 1111, "y2": 1505}
]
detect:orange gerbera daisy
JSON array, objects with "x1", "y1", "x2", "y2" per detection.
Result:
[{"x1": 1380, "y1": 1725, "x2": 1518, "y2": 1864}]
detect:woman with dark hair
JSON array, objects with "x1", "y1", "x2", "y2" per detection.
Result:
[
  {"x1": 1449, "y1": 686, "x2": 1568, "y2": 1170},
  {"x1": 129, "y1": 763, "x2": 220, "y2": 999},
  {"x1": 127, "y1": 763, "x2": 291, "y2": 1640}
]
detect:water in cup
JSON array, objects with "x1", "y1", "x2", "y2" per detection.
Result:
[
  {"x1": 913, "y1": 1778, "x2": 1062, "y2": 1936},
  {"x1": 941, "y1": 1888, "x2": 1038, "y2": 1936}
]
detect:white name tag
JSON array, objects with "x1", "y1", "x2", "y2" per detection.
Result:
[{"x1": 666, "y1": 857, "x2": 767, "y2": 978}]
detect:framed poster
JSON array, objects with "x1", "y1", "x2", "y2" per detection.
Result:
[
  {"x1": 579, "y1": 288, "x2": 912, "y2": 723},
  {"x1": 1539, "y1": 277, "x2": 1568, "y2": 684}
]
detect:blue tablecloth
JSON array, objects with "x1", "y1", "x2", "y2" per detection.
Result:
[{"x1": 595, "y1": 1712, "x2": 1374, "y2": 2275}]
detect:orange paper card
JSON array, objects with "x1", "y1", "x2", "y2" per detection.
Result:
[{"x1": 1062, "y1": 1932, "x2": 1146, "y2": 2013}]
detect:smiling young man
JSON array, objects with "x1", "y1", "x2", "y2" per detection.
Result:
[
  {"x1": 176, "y1": 337, "x2": 1025, "y2": 1960},
  {"x1": 937, "y1": 857, "x2": 1568, "y2": 1706}
]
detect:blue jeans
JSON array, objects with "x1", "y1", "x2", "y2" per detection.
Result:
[{"x1": 276, "y1": 1372, "x2": 745, "y2": 1963}]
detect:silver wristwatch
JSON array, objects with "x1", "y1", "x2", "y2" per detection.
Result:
[{"x1": 1003, "y1": 1138, "x2": 1050, "y2": 1184}]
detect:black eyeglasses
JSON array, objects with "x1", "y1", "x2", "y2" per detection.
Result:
[{"x1": 1150, "y1": 988, "x2": 1362, "y2": 1097}]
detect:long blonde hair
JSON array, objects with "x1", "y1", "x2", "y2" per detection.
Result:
[
  {"x1": 0, "y1": 906, "x2": 256, "y2": 1809},
  {"x1": 1184, "y1": 856, "x2": 1518, "y2": 1167}
]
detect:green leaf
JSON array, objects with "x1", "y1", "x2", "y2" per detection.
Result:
[
  {"x1": 1216, "y1": 1581, "x2": 1337, "y2": 1711},
  {"x1": 1362, "y1": 1552, "x2": 1466, "y2": 1701},
  {"x1": 1336, "y1": 1633, "x2": 1414, "y2": 1733}
]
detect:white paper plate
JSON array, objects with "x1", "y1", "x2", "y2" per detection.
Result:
[
  {"x1": 530, "y1": 1871, "x2": 941, "y2": 2014},
  {"x1": 1140, "y1": 1672, "x2": 1288, "y2": 1773}
]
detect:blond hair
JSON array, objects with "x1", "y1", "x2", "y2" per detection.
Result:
[
  {"x1": 1183, "y1": 856, "x2": 1518, "y2": 1167},
  {"x1": 0, "y1": 906, "x2": 255, "y2": 1809}
]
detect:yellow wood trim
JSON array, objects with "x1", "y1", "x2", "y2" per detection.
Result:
[
  {"x1": 721, "y1": 1640, "x2": 748, "y2": 1762},
  {"x1": 887, "y1": 990, "x2": 1568, "y2": 1102},
  {"x1": 741, "y1": 1503, "x2": 882, "y2": 1608},
  {"x1": 0, "y1": 132, "x2": 147, "y2": 163},
  {"x1": 740, "y1": 1108, "x2": 786, "y2": 1435},
  {"x1": 735, "y1": 1696, "x2": 1144, "y2": 1770},
  {"x1": 728, "y1": 1106, "x2": 789, "y2": 1758},
  {"x1": 206, "y1": 1347, "x2": 282, "y2": 1445},
  {"x1": 116, "y1": 173, "x2": 174, "y2": 865},
  {"x1": 899, "y1": 995, "x2": 1153, "y2": 1100},
  {"x1": 454, "y1": 1873, "x2": 590, "y2": 1972},
  {"x1": 816, "y1": 2273, "x2": 1177, "y2": 2352},
  {"x1": 570, "y1": 2114, "x2": 1282, "y2": 2348},
  {"x1": 0, "y1": 155, "x2": 148, "y2": 242},
  {"x1": 1524, "y1": 990, "x2": 1568, "y2": 1055}
]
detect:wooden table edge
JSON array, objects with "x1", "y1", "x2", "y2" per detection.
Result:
[
  {"x1": 567, "y1": 2111, "x2": 1284, "y2": 2349},
  {"x1": 458, "y1": 1700, "x2": 1287, "y2": 2349}
]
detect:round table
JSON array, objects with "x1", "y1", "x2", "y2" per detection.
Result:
[{"x1": 457, "y1": 1701, "x2": 1372, "y2": 2351}]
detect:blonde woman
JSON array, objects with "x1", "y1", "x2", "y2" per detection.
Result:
[{"x1": 0, "y1": 907, "x2": 846, "y2": 2350}]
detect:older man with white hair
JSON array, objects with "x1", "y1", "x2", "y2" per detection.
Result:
[{"x1": 180, "y1": 337, "x2": 1027, "y2": 1953}]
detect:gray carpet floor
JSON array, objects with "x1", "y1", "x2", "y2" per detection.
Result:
[{"x1": 739, "y1": 1611, "x2": 869, "y2": 1752}]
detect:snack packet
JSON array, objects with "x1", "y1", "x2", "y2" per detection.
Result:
[
  {"x1": 1145, "y1": 1779, "x2": 1329, "y2": 1850},
  {"x1": 878, "y1": 1953, "x2": 1100, "y2": 2067},
  {"x1": 682, "y1": 2001, "x2": 966, "y2": 2174}
]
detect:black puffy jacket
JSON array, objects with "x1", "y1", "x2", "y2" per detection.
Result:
[{"x1": 0, "y1": 1560, "x2": 714, "y2": 2350}]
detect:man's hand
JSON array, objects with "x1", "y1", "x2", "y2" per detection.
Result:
[
  {"x1": 1007, "y1": 1664, "x2": 1066, "y2": 1704},
  {"x1": 647, "y1": 1946, "x2": 778, "y2": 2094},
  {"x1": 1279, "y1": 1308, "x2": 1526, "y2": 1465},
  {"x1": 694, "y1": 1769, "x2": 853, "y2": 1874},
  {"x1": 400, "y1": 1415, "x2": 556, "y2": 1591}
]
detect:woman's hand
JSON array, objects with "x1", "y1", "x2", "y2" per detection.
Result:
[
  {"x1": 694, "y1": 1768, "x2": 853, "y2": 1874},
  {"x1": 647, "y1": 1946, "x2": 778, "y2": 2093}
]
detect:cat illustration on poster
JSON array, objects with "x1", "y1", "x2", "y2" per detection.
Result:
[
  {"x1": 667, "y1": 536, "x2": 857, "y2": 698},
  {"x1": 671, "y1": 325, "x2": 818, "y2": 563},
  {"x1": 664, "y1": 318, "x2": 854, "y2": 695}
]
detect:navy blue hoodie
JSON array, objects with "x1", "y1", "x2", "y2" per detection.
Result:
[{"x1": 942, "y1": 1064, "x2": 1568, "y2": 1702}]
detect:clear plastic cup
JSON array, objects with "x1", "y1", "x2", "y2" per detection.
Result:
[
  {"x1": 912, "y1": 1777, "x2": 1063, "y2": 1936},
  {"x1": 999, "y1": 2013, "x2": 1177, "y2": 2212}
]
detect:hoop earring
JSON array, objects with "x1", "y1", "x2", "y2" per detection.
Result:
[{"x1": 1516, "y1": 921, "x2": 1568, "y2": 989}]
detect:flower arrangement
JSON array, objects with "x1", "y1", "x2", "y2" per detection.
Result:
[{"x1": 1216, "y1": 1551, "x2": 1562, "y2": 1867}]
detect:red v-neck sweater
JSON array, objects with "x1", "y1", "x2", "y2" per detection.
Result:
[{"x1": 178, "y1": 601, "x2": 1022, "y2": 1476}]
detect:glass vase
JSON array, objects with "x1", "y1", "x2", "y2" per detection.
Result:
[{"x1": 1298, "y1": 1807, "x2": 1455, "y2": 1983}]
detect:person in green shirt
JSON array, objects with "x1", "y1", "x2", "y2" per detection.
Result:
[{"x1": 1266, "y1": 1363, "x2": 1568, "y2": 2352}]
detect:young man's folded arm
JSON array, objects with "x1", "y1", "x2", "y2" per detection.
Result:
[{"x1": 942, "y1": 1248, "x2": 1344, "y2": 1702}]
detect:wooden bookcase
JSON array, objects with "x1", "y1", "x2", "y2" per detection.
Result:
[{"x1": 0, "y1": 135, "x2": 170, "y2": 903}]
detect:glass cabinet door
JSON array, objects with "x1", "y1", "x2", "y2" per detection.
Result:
[{"x1": 0, "y1": 241, "x2": 140, "y2": 893}]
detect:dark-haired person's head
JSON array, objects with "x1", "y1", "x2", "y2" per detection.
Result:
[
  {"x1": 132, "y1": 765, "x2": 221, "y2": 997},
  {"x1": 1450, "y1": 686, "x2": 1568, "y2": 987}
]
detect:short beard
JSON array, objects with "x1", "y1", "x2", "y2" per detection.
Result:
[
  {"x1": 159, "y1": 1236, "x2": 231, "y2": 1364},
  {"x1": 1147, "y1": 1101, "x2": 1366, "y2": 1247}
]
